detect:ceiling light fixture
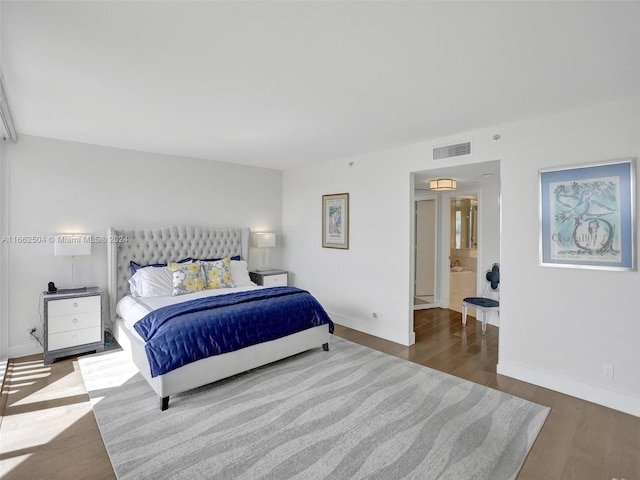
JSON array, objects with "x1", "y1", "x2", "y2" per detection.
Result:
[{"x1": 429, "y1": 178, "x2": 457, "y2": 191}]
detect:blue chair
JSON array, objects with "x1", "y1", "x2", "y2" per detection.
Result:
[{"x1": 462, "y1": 263, "x2": 499, "y2": 335}]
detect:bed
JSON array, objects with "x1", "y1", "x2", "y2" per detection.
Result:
[{"x1": 107, "y1": 226, "x2": 333, "y2": 410}]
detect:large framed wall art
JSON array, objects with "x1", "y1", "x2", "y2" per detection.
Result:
[
  {"x1": 539, "y1": 158, "x2": 636, "y2": 270},
  {"x1": 322, "y1": 193, "x2": 349, "y2": 249}
]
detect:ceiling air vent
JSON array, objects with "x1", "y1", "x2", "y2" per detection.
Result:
[{"x1": 433, "y1": 141, "x2": 471, "y2": 160}]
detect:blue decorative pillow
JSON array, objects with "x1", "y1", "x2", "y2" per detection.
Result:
[
  {"x1": 130, "y1": 261, "x2": 165, "y2": 275},
  {"x1": 181, "y1": 255, "x2": 241, "y2": 263},
  {"x1": 130, "y1": 258, "x2": 192, "y2": 276}
]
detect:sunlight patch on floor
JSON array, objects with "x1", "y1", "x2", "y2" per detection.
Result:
[{"x1": 0, "y1": 357, "x2": 98, "y2": 479}]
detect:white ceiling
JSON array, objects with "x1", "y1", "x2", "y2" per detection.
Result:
[{"x1": 2, "y1": 1, "x2": 640, "y2": 171}]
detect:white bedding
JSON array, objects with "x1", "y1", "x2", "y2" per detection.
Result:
[{"x1": 116, "y1": 285, "x2": 266, "y2": 335}]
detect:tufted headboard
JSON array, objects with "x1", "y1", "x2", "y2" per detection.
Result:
[{"x1": 107, "y1": 226, "x2": 250, "y2": 322}]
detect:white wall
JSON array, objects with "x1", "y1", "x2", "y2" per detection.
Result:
[
  {"x1": 283, "y1": 97, "x2": 640, "y2": 416},
  {"x1": 283, "y1": 154, "x2": 417, "y2": 345},
  {"x1": 0, "y1": 141, "x2": 8, "y2": 362},
  {"x1": 497, "y1": 99, "x2": 640, "y2": 417},
  {"x1": 5, "y1": 135, "x2": 282, "y2": 357},
  {"x1": 0, "y1": 0, "x2": 9, "y2": 364}
]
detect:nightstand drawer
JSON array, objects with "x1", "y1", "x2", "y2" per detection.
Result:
[
  {"x1": 263, "y1": 273, "x2": 287, "y2": 287},
  {"x1": 47, "y1": 311, "x2": 101, "y2": 334},
  {"x1": 47, "y1": 295, "x2": 100, "y2": 317},
  {"x1": 48, "y1": 326, "x2": 102, "y2": 351}
]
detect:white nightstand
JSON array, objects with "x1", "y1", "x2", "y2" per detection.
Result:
[
  {"x1": 43, "y1": 288, "x2": 103, "y2": 364},
  {"x1": 249, "y1": 269, "x2": 288, "y2": 287}
]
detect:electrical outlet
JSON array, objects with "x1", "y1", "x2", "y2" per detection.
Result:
[
  {"x1": 602, "y1": 364, "x2": 614, "y2": 380},
  {"x1": 27, "y1": 326, "x2": 38, "y2": 342}
]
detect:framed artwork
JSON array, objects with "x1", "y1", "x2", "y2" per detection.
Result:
[
  {"x1": 322, "y1": 193, "x2": 349, "y2": 249},
  {"x1": 539, "y1": 158, "x2": 636, "y2": 270}
]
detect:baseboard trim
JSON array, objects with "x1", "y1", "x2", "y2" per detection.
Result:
[
  {"x1": 8, "y1": 343, "x2": 41, "y2": 359},
  {"x1": 328, "y1": 311, "x2": 414, "y2": 346},
  {"x1": 498, "y1": 360, "x2": 640, "y2": 418}
]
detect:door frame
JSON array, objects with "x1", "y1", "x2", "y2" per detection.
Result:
[{"x1": 411, "y1": 184, "x2": 488, "y2": 315}]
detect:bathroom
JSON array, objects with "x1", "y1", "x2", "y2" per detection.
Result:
[
  {"x1": 448, "y1": 195, "x2": 478, "y2": 314},
  {"x1": 413, "y1": 161, "x2": 501, "y2": 319}
]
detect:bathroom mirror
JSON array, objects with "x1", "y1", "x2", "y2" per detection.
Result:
[{"x1": 451, "y1": 195, "x2": 478, "y2": 250}]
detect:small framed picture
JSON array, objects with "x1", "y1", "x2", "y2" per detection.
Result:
[
  {"x1": 322, "y1": 193, "x2": 349, "y2": 249},
  {"x1": 539, "y1": 158, "x2": 636, "y2": 270}
]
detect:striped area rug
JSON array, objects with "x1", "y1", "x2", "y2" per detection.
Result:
[{"x1": 79, "y1": 337, "x2": 549, "y2": 480}]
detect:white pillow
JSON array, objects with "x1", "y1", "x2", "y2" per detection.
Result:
[
  {"x1": 129, "y1": 266, "x2": 173, "y2": 297},
  {"x1": 230, "y1": 260, "x2": 255, "y2": 287}
]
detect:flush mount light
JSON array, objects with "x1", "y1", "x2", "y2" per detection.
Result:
[{"x1": 429, "y1": 178, "x2": 457, "y2": 191}]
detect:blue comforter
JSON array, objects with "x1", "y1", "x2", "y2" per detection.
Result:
[{"x1": 134, "y1": 286, "x2": 334, "y2": 377}]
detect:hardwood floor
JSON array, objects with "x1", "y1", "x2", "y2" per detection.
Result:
[
  {"x1": 1, "y1": 310, "x2": 638, "y2": 479},
  {"x1": 0, "y1": 354, "x2": 116, "y2": 480}
]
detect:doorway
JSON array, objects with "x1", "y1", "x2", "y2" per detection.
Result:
[
  {"x1": 411, "y1": 160, "x2": 501, "y2": 320},
  {"x1": 448, "y1": 194, "x2": 478, "y2": 314}
]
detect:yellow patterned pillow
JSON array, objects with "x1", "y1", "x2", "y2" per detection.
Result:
[
  {"x1": 202, "y1": 258, "x2": 235, "y2": 289},
  {"x1": 168, "y1": 262, "x2": 205, "y2": 295}
]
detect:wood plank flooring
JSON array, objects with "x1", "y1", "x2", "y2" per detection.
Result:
[
  {"x1": 1, "y1": 309, "x2": 638, "y2": 480},
  {"x1": 0, "y1": 354, "x2": 116, "y2": 480}
]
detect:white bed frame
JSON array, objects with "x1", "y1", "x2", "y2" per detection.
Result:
[{"x1": 107, "y1": 226, "x2": 330, "y2": 410}]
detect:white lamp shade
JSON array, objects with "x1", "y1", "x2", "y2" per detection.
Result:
[
  {"x1": 54, "y1": 234, "x2": 92, "y2": 256},
  {"x1": 252, "y1": 232, "x2": 276, "y2": 248}
]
